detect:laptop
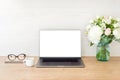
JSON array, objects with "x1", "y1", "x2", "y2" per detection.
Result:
[{"x1": 36, "y1": 30, "x2": 85, "y2": 68}]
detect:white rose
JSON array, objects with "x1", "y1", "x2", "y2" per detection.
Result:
[
  {"x1": 102, "y1": 16, "x2": 111, "y2": 24},
  {"x1": 109, "y1": 16, "x2": 112, "y2": 20},
  {"x1": 105, "y1": 19, "x2": 111, "y2": 24},
  {"x1": 113, "y1": 23, "x2": 120, "y2": 28},
  {"x1": 102, "y1": 19, "x2": 105, "y2": 23},
  {"x1": 113, "y1": 28, "x2": 120, "y2": 39},
  {"x1": 88, "y1": 26, "x2": 103, "y2": 44}
]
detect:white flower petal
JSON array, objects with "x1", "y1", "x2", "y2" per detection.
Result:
[
  {"x1": 113, "y1": 23, "x2": 120, "y2": 28},
  {"x1": 113, "y1": 28, "x2": 120, "y2": 39},
  {"x1": 88, "y1": 26, "x2": 103, "y2": 44}
]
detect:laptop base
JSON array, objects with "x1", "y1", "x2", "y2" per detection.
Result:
[{"x1": 36, "y1": 57, "x2": 85, "y2": 68}]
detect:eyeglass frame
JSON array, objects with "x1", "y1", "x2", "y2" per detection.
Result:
[{"x1": 8, "y1": 54, "x2": 26, "y2": 61}]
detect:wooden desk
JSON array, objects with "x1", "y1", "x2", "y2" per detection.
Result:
[{"x1": 0, "y1": 56, "x2": 120, "y2": 80}]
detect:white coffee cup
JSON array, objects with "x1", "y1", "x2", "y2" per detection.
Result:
[{"x1": 23, "y1": 58, "x2": 34, "y2": 67}]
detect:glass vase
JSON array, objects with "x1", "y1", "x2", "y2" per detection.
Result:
[{"x1": 96, "y1": 43, "x2": 110, "y2": 61}]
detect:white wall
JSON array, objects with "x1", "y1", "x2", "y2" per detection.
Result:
[{"x1": 0, "y1": 0, "x2": 120, "y2": 56}]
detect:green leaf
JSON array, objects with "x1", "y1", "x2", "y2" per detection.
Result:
[
  {"x1": 90, "y1": 42, "x2": 94, "y2": 46},
  {"x1": 100, "y1": 35, "x2": 113, "y2": 45}
]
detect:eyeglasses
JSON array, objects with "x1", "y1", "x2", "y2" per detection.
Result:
[{"x1": 8, "y1": 54, "x2": 26, "y2": 61}]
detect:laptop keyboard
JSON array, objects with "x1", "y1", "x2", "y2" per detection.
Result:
[
  {"x1": 41, "y1": 58, "x2": 81, "y2": 66},
  {"x1": 36, "y1": 58, "x2": 85, "y2": 68},
  {"x1": 42, "y1": 58, "x2": 78, "y2": 62}
]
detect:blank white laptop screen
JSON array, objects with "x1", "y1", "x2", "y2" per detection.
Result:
[{"x1": 40, "y1": 30, "x2": 81, "y2": 57}]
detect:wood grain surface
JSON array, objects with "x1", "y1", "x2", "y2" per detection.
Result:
[{"x1": 0, "y1": 56, "x2": 120, "y2": 80}]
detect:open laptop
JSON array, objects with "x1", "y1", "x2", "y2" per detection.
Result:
[{"x1": 36, "y1": 30, "x2": 85, "y2": 68}]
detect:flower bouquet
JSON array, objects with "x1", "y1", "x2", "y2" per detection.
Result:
[{"x1": 86, "y1": 16, "x2": 120, "y2": 61}]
